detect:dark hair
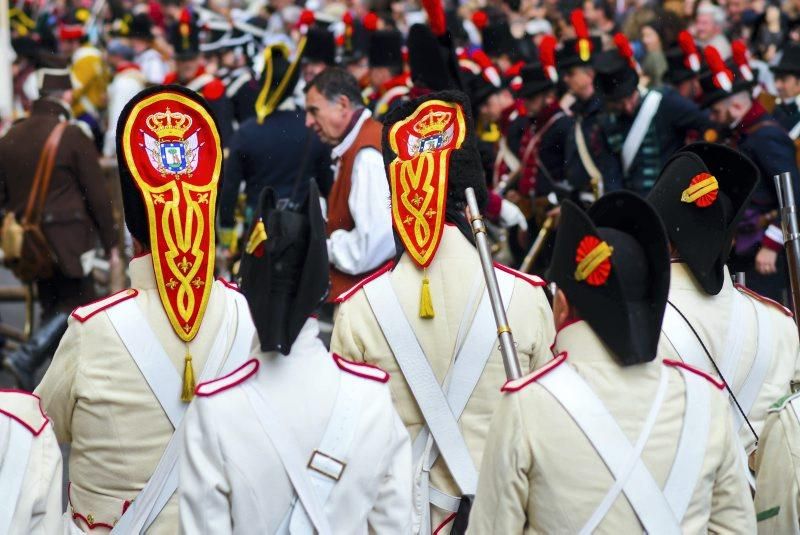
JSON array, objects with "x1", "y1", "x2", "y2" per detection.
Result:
[
  {"x1": 589, "y1": 0, "x2": 615, "y2": 22},
  {"x1": 304, "y1": 67, "x2": 364, "y2": 107}
]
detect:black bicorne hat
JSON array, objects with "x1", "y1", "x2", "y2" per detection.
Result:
[
  {"x1": 238, "y1": 181, "x2": 329, "y2": 355},
  {"x1": 255, "y1": 42, "x2": 304, "y2": 123},
  {"x1": 547, "y1": 193, "x2": 670, "y2": 365},
  {"x1": 169, "y1": 9, "x2": 201, "y2": 60},
  {"x1": 557, "y1": 36, "x2": 603, "y2": 71},
  {"x1": 664, "y1": 47, "x2": 703, "y2": 85},
  {"x1": 368, "y1": 29, "x2": 404, "y2": 68},
  {"x1": 593, "y1": 49, "x2": 639, "y2": 102},
  {"x1": 647, "y1": 142, "x2": 759, "y2": 295},
  {"x1": 772, "y1": 42, "x2": 800, "y2": 76},
  {"x1": 304, "y1": 27, "x2": 335, "y2": 66},
  {"x1": 514, "y1": 62, "x2": 555, "y2": 98},
  {"x1": 699, "y1": 47, "x2": 757, "y2": 108}
]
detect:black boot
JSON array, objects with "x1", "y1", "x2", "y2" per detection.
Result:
[{"x1": 3, "y1": 312, "x2": 68, "y2": 391}]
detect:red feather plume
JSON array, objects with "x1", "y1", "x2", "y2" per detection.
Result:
[
  {"x1": 472, "y1": 10, "x2": 489, "y2": 31},
  {"x1": 298, "y1": 9, "x2": 315, "y2": 27},
  {"x1": 570, "y1": 8, "x2": 589, "y2": 39},
  {"x1": 422, "y1": 0, "x2": 447, "y2": 36},
  {"x1": 342, "y1": 11, "x2": 353, "y2": 26},
  {"x1": 363, "y1": 12, "x2": 379, "y2": 31},
  {"x1": 506, "y1": 60, "x2": 524, "y2": 77},
  {"x1": 677, "y1": 30, "x2": 697, "y2": 56},
  {"x1": 539, "y1": 34, "x2": 557, "y2": 66},
  {"x1": 704, "y1": 46, "x2": 733, "y2": 89},
  {"x1": 613, "y1": 32, "x2": 637, "y2": 70},
  {"x1": 731, "y1": 40, "x2": 749, "y2": 68}
]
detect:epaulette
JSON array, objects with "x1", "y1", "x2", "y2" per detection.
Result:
[
  {"x1": 493, "y1": 262, "x2": 547, "y2": 287},
  {"x1": 332, "y1": 353, "x2": 390, "y2": 383},
  {"x1": 768, "y1": 391, "x2": 800, "y2": 413},
  {"x1": 0, "y1": 390, "x2": 49, "y2": 436},
  {"x1": 195, "y1": 359, "x2": 259, "y2": 397},
  {"x1": 71, "y1": 289, "x2": 138, "y2": 323},
  {"x1": 216, "y1": 276, "x2": 240, "y2": 291},
  {"x1": 663, "y1": 359, "x2": 725, "y2": 390},
  {"x1": 735, "y1": 284, "x2": 793, "y2": 318},
  {"x1": 501, "y1": 352, "x2": 567, "y2": 393},
  {"x1": 335, "y1": 261, "x2": 394, "y2": 303},
  {"x1": 201, "y1": 78, "x2": 226, "y2": 101}
]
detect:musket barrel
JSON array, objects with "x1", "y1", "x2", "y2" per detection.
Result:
[
  {"x1": 774, "y1": 172, "x2": 800, "y2": 338},
  {"x1": 465, "y1": 187, "x2": 523, "y2": 381}
]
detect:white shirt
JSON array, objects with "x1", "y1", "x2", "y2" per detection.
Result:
[
  {"x1": 135, "y1": 48, "x2": 169, "y2": 85},
  {"x1": 179, "y1": 318, "x2": 412, "y2": 534},
  {"x1": 103, "y1": 68, "x2": 146, "y2": 157},
  {"x1": 327, "y1": 109, "x2": 395, "y2": 275}
]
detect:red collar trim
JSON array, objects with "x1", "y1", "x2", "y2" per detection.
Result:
[
  {"x1": 216, "y1": 276, "x2": 240, "y2": 292},
  {"x1": 549, "y1": 318, "x2": 584, "y2": 354},
  {"x1": 0, "y1": 389, "x2": 49, "y2": 436},
  {"x1": 334, "y1": 260, "x2": 395, "y2": 303},
  {"x1": 70, "y1": 289, "x2": 139, "y2": 323},
  {"x1": 493, "y1": 261, "x2": 547, "y2": 287},
  {"x1": 501, "y1": 352, "x2": 567, "y2": 393},
  {"x1": 663, "y1": 359, "x2": 725, "y2": 390},
  {"x1": 735, "y1": 283, "x2": 793, "y2": 317}
]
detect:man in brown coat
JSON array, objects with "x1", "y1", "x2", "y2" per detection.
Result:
[
  {"x1": 304, "y1": 67, "x2": 395, "y2": 300},
  {"x1": 0, "y1": 65, "x2": 120, "y2": 390}
]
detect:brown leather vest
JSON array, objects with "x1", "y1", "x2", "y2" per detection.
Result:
[{"x1": 326, "y1": 117, "x2": 384, "y2": 301}]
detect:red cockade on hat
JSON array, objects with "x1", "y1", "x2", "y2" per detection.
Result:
[
  {"x1": 575, "y1": 235, "x2": 613, "y2": 286},
  {"x1": 120, "y1": 90, "x2": 221, "y2": 342},
  {"x1": 681, "y1": 172, "x2": 719, "y2": 208},
  {"x1": 387, "y1": 100, "x2": 467, "y2": 268}
]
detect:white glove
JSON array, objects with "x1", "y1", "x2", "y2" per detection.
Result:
[{"x1": 499, "y1": 199, "x2": 528, "y2": 231}]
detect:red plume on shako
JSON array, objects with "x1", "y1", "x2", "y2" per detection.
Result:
[
  {"x1": 677, "y1": 30, "x2": 701, "y2": 73},
  {"x1": 732, "y1": 40, "x2": 754, "y2": 82},
  {"x1": 704, "y1": 46, "x2": 733, "y2": 91},
  {"x1": 539, "y1": 34, "x2": 558, "y2": 82}
]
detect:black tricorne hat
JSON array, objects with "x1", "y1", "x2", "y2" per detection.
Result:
[
  {"x1": 557, "y1": 36, "x2": 603, "y2": 71},
  {"x1": 593, "y1": 49, "x2": 639, "y2": 102},
  {"x1": 664, "y1": 47, "x2": 703, "y2": 85},
  {"x1": 547, "y1": 193, "x2": 670, "y2": 365},
  {"x1": 647, "y1": 142, "x2": 759, "y2": 295},
  {"x1": 772, "y1": 42, "x2": 800, "y2": 76},
  {"x1": 304, "y1": 27, "x2": 335, "y2": 66},
  {"x1": 514, "y1": 62, "x2": 555, "y2": 99},
  {"x1": 238, "y1": 182, "x2": 329, "y2": 355},
  {"x1": 368, "y1": 29, "x2": 404, "y2": 68}
]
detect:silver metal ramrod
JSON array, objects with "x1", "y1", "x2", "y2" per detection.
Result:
[
  {"x1": 465, "y1": 187, "x2": 523, "y2": 381},
  {"x1": 774, "y1": 171, "x2": 800, "y2": 339}
]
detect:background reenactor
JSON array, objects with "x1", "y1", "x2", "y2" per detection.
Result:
[
  {"x1": 662, "y1": 31, "x2": 705, "y2": 102},
  {"x1": 331, "y1": 91, "x2": 554, "y2": 534},
  {"x1": 650, "y1": 142, "x2": 800, "y2": 458},
  {"x1": 772, "y1": 43, "x2": 800, "y2": 143},
  {"x1": 366, "y1": 29, "x2": 410, "y2": 120},
  {"x1": 35, "y1": 86, "x2": 254, "y2": 532},
  {"x1": 181, "y1": 183, "x2": 412, "y2": 532},
  {"x1": 469, "y1": 192, "x2": 755, "y2": 533},
  {"x1": 0, "y1": 65, "x2": 120, "y2": 391}
]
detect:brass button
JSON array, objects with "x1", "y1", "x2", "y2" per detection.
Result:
[{"x1": 87, "y1": 514, "x2": 94, "y2": 525}]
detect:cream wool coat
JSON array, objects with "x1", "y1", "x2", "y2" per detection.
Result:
[
  {"x1": 179, "y1": 319, "x2": 412, "y2": 534},
  {"x1": 657, "y1": 262, "x2": 800, "y2": 453},
  {"x1": 468, "y1": 320, "x2": 756, "y2": 534},
  {"x1": 35, "y1": 254, "x2": 253, "y2": 533},
  {"x1": 330, "y1": 224, "x2": 555, "y2": 533},
  {"x1": 0, "y1": 390, "x2": 62, "y2": 535}
]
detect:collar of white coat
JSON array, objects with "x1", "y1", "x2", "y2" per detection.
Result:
[
  {"x1": 669, "y1": 261, "x2": 733, "y2": 294},
  {"x1": 129, "y1": 253, "x2": 157, "y2": 289},
  {"x1": 394, "y1": 224, "x2": 478, "y2": 274},
  {"x1": 550, "y1": 319, "x2": 620, "y2": 365},
  {"x1": 255, "y1": 317, "x2": 327, "y2": 360},
  {"x1": 332, "y1": 108, "x2": 373, "y2": 160}
]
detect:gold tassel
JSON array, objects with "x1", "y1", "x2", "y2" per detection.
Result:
[
  {"x1": 419, "y1": 270, "x2": 435, "y2": 319},
  {"x1": 181, "y1": 346, "x2": 196, "y2": 402}
]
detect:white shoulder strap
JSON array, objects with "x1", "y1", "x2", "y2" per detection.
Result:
[
  {"x1": 621, "y1": 90, "x2": 663, "y2": 175},
  {"x1": 661, "y1": 304, "x2": 708, "y2": 370},
  {"x1": 287, "y1": 372, "x2": 365, "y2": 533},
  {"x1": 0, "y1": 421, "x2": 33, "y2": 535},
  {"x1": 732, "y1": 297, "x2": 773, "y2": 434},
  {"x1": 109, "y1": 289, "x2": 253, "y2": 534},
  {"x1": 537, "y1": 363, "x2": 682, "y2": 535},
  {"x1": 789, "y1": 119, "x2": 800, "y2": 140},
  {"x1": 363, "y1": 274, "x2": 479, "y2": 496},
  {"x1": 718, "y1": 290, "x2": 748, "y2": 383},
  {"x1": 574, "y1": 118, "x2": 603, "y2": 182},
  {"x1": 243, "y1": 382, "x2": 333, "y2": 535}
]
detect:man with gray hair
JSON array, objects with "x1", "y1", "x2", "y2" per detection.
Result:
[
  {"x1": 305, "y1": 67, "x2": 394, "y2": 300},
  {"x1": 694, "y1": 2, "x2": 732, "y2": 58}
]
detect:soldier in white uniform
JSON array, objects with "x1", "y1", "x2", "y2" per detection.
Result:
[
  {"x1": 753, "y1": 390, "x2": 800, "y2": 532},
  {"x1": 180, "y1": 183, "x2": 412, "y2": 533},
  {"x1": 35, "y1": 85, "x2": 254, "y2": 533},
  {"x1": 0, "y1": 390, "x2": 62, "y2": 534},
  {"x1": 648, "y1": 143, "x2": 800, "y2": 458},
  {"x1": 330, "y1": 90, "x2": 555, "y2": 534},
  {"x1": 468, "y1": 192, "x2": 755, "y2": 533}
]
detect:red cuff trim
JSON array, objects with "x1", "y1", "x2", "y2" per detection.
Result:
[
  {"x1": 663, "y1": 359, "x2": 725, "y2": 390},
  {"x1": 332, "y1": 353, "x2": 390, "y2": 383},
  {"x1": 433, "y1": 513, "x2": 457, "y2": 534},
  {"x1": 760, "y1": 237, "x2": 783, "y2": 252},
  {"x1": 68, "y1": 483, "x2": 116, "y2": 530},
  {"x1": 71, "y1": 289, "x2": 138, "y2": 323},
  {"x1": 195, "y1": 359, "x2": 259, "y2": 397},
  {"x1": 334, "y1": 260, "x2": 394, "y2": 303},
  {"x1": 735, "y1": 283, "x2": 793, "y2": 317},
  {"x1": 501, "y1": 352, "x2": 567, "y2": 393},
  {"x1": 0, "y1": 389, "x2": 49, "y2": 436},
  {"x1": 493, "y1": 261, "x2": 547, "y2": 287},
  {"x1": 485, "y1": 191, "x2": 502, "y2": 219}
]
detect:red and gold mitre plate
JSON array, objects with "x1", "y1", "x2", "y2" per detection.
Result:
[
  {"x1": 120, "y1": 89, "x2": 221, "y2": 342},
  {"x1": 387, "y1": 99, "x2": 467, "y2": 267}
]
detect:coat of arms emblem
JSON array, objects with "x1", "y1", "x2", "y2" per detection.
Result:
[{"x1": 142, "y1": 108, "x2": 202, "y2": 177}]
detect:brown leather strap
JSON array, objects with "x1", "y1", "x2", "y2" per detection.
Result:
[{"x1": 23, "y1": 122, "x2": 67, "y2": 225}]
